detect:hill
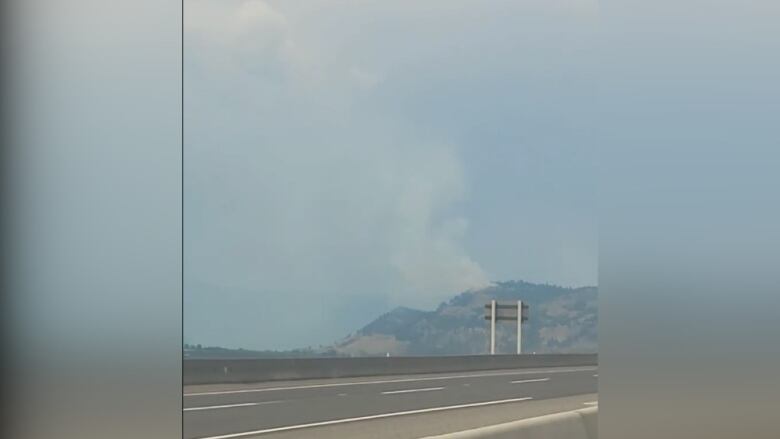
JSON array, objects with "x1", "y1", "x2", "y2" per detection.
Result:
[{"x1": 333, "y1": 281, "x2": 597, "y2": 356}]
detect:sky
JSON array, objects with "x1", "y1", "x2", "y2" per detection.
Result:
[{"x1": 184, "y1": 0, "x2": 599, "y2": 350}]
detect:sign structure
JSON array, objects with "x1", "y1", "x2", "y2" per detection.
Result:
[{"x1": 484, "y1": 300, "x2": 529, "y2": 355}]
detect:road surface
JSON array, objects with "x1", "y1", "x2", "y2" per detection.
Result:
[{"x1": 184, "y1": 365, "x2": 598, "y2": 439}]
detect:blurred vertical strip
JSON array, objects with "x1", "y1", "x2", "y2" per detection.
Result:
[
  {"x1": 4, "y1": 0, "x2": 181, "y2": 438},
  {"x1": 1, "y1": 0, "x2": 11, "y2": 436},
  {"x1": 599, "y1": 1, "x2": 780, "y2": 438}
]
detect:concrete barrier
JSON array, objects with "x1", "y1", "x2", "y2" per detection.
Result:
[
  {"x1": 421, "y1": 407, "x2": 598, "y2": 439},
  {"x1": 183, "y1": 354, "x2": 597, "y2": 385}
]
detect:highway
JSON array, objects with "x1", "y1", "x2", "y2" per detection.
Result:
[{"x1": 183, "y1": 365, "x2": 598, "y2": 439}]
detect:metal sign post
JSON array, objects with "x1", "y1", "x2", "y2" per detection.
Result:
[
  {"x1": 484, "y1": 300, "x2": 529, "y2": 355},
  {"x1": 517, "y1": 300, "x2": 522, "y2": 354},
  {"x1": 490, "y1": 300, "x2": 496, "y2": 355}
]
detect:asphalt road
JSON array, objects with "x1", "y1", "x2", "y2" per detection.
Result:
[{"x1": 183, "y1": 366, "x2": 598, "y2": 439}]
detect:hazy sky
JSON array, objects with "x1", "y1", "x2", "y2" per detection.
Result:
[{"x1": 184, "y1": 0, "x2": 598, "y2": 350}]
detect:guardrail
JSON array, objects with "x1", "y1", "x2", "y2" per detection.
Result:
[
  {"x1": 183, "y1": 354, "x2": 597, "y2": 385},
  {"x1": 421, "y1": 407, "x2": 598, "y2": 439}
]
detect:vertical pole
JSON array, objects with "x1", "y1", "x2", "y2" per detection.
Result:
[
  {"x1": 517, "y1": 300, "x2": 522, "y2": 355},
  {"x1": 490, "y1": 300, "x2": 496, "y2": 355}
]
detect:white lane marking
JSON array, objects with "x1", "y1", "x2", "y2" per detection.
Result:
[
  {"x1": 593, "y1": 374, "x2": 598, "y2": 377},
  {"x1": 195, "y1": 397, "x2": 533, "y2": 439},
  {"x1": 381, "y1": 386, "x2": 444, "y2": 395},
  {"x1": 336, "y1": 393, "x2": 347, "y2": 397},
  {"x1": 185, "y1": 367, "x2": 596, "y2": 396},
  {"x1": 183, "y1": 401, "x2": 281, "y2": 412},
  {"x1": 510, "y1": 377, "x2": 550, "y2": 384},
  {"x1": 583, "y1": 401, "x2": 598, "y2": 406}
]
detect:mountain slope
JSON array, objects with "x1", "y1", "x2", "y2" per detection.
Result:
[{"x1": 334, "y1": 281, "x2": 597, "y2": 356}]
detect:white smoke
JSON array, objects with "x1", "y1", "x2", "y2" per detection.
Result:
[{"x1": 185, "y1": 0, "x2": 490, "y2": 309}]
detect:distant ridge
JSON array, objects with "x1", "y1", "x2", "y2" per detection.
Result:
[
  {"x1": 184, "y1": 280, "x2": 597, "y2": 358},
  {"x1": 333, "y1": 280, "x2": 597, "y2": 356}
]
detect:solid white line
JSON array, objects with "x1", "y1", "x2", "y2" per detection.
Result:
[
  {"x1": 510, "y1": 377, "x2": 550, "y2": 384},
  {"x1": 185, "y1": 367, "x2": 596, "y2": 396},
  {"x1": 195, "y1": 397, "x2": 533, "y2": 439},
  {"x1": 583, "y1": 401, "x2": 598, "y2": 406},
  {"x1": 381, "y1": 386, "x2": 444, "y2": 395},
  {"x1": 183, "y1": 401, "x2": 280, "y2": 412}
]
